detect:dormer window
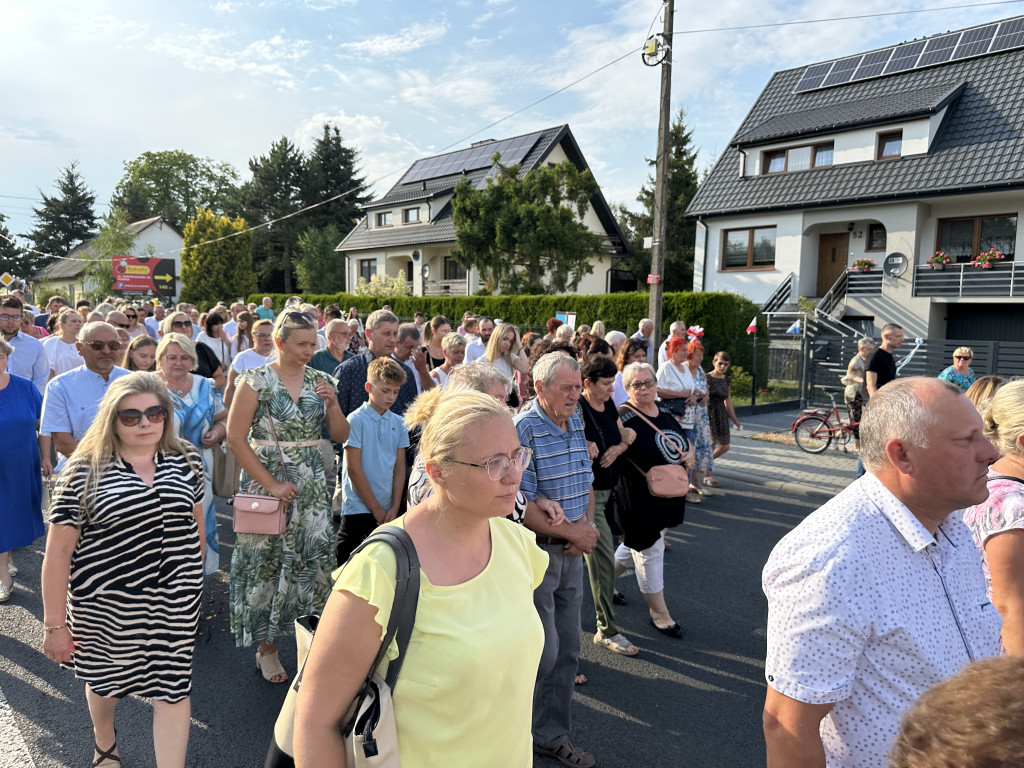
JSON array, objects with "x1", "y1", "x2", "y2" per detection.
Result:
[
  {"x1": 877, "y1": 131, "x2": 902, "y2": 160},
  {"x1": 762, "y1": 142, "x2": 834, "y2": 174},
  {"x1": 403, "y1": 207, "x2": 420, "y2": 224},
  {"x1": 376, "y1": 212, "x2": 393, "y2": 227}
]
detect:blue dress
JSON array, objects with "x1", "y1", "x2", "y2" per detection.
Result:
[{"x1": 1, "y1": 373, "x2": 44, "y2": 551}]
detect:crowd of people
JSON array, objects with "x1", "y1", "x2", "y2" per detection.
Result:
[{"x1": 3, "y1": 291, "x2": 1023, "y2": 767}]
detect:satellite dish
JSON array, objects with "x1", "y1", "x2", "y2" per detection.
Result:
[
  {"x1": 883, "y1": 252, "x2": 908, "y2": 278},
  {"x1": 642, "y1": 34, "x2": 669, "y2": 67}
]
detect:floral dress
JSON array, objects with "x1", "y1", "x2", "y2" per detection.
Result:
[
  {"x1": 229, "y1": 365, "x2": 338, "y2": 647},
  {"x1": 689, "y1": 366, "x2": 714, "y2": 472}
]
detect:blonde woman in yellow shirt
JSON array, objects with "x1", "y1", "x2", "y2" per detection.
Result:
[{"x1": 294, "y1": 389, "x2": 548, "y2": 768}]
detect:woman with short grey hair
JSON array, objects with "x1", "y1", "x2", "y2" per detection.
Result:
[
  {"x1": 613, "y1": 361, "x2": 693, "y2": 638},
  {"x1": 842, "y1": 336, "x2": 875, "y2": 451}
]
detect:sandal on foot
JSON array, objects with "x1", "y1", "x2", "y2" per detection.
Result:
[
  {"x1": 684, "y1": 491, "x2": 703, "y2": 504},
  {"x1": 8, "y1": 560, "x2": 18, "y2": 577},
  {"x1": 93, "y1": 740, "x2": 120, "y2": 767},
  {"x1": 705, "y1": 477, "x2": 721, "y2": 487},
  {"x1": 256, "y1": 648, "x2": 288, "y2": 683},
  {"x1": 535, "y1": 738, "x2": 596, "y2": 768},
  {"x1": 612, "y1": 590, "x2": 627, "y2": 606},
  {"x1": 594, "y1": 632, "x2": 639, "y2": 656},
  {"x1": 574, "y1": 673, "x2": 588, "y2": 685}
]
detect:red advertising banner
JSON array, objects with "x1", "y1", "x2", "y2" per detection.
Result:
[{"x1": 112, "y1": 256, "x2": 177, "y2": 298}]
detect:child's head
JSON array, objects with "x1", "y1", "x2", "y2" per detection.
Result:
[{"x1": 365, "y1": 357, "x2": 407, "y2": 412}]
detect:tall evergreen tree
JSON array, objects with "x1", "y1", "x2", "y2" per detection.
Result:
[
  {"x1": 239, "y1": 137, "x2": 305, "y2": 293},
  {"x1": 294, "y1": 224, "x2": 346, "y2": 293},
  {"x1": 0, "y1": 213, "x2": 38, "y2": 282},
  {"x1": 618, "y1": 108, "x2": 701, "y2": 292},
  {"x1": 180, "y1": 209, "x2": 257, "y2": 307},
  {"x1": 302, "y1": 123, "x2": 370, "y2": 233},
  {"x1": 24, "y1": 161, "x2": 97, "y2": 258}
]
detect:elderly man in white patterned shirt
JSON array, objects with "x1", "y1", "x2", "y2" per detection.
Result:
[{"x1": 762, "y1": 377, "x2": 1002, "y2": 768}]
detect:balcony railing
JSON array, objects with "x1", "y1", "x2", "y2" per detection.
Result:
[
  {"x1": 423, "y1": 279, "x2": 468, "y2": 296},
  {"x1": 914, "y1": 261, "x2": 1024, "y2": 297},
  {"x1": 846, "y1": 270, "x2": 883, "y2": 296}
]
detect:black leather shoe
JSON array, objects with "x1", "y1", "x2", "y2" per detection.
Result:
[
  {"x1": 650, "y1": 619, "x2": 683, "y2": 639},
  {"x1": 612, "y1": 590, "x2": 627, "y2": 606}
]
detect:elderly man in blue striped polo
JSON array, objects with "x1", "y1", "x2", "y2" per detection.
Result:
[{"x1": 515, "y1": 352, "x2": 599, "y2": 768}]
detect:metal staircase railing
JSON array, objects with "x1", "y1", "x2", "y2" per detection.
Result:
[
  {"x1": 761, "y1": 272, "x2": 795, "y2": 313},
  {"x1": 812, "y1": 271, "x2": 860, "y2": 338}
]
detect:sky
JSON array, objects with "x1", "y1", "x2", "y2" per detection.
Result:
[{"x1": 2, "y1": 0, "x2": 1023, "y2": 251}]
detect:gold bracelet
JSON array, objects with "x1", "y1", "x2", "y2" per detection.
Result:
[{"x1": 43, "y1": 624, "x2": 67, "y2": 634}]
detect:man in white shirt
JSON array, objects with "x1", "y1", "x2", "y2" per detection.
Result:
[
  {"x1": 222, "y1": 301, "x2": 245, "y2": 338},
  {"x1": 11, "y1": 289, "x2": 38, "y2": 315},
  {"x1": 392, "y1": 323, "x2": 435, "y2": 395},
  {"x1": 145, "y1": 304, "x2": 166, "y2": 338},
  {"x1": 1, "y1": 295, "x2": 48, "y2": 393},
  {"x1": 657, "y1": 321, "x2": 687, "y2": 367},
  {"x1": 631, "y1": 318, "x2": 654, "y2": 366},
  {"x1": 762, "y1": 377, "x2": 1002, "y2": 768},
  {"x1": 463, "y1": 316, "x2": 486, "y2": 363}
]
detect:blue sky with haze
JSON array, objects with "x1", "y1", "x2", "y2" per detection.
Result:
[{"x1": 1, "y1": 0, "x2": 1020, "y2": 252}]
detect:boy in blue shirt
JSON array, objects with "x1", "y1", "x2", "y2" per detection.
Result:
[{"x1": 335, "y1": 357, "x2": 410, "y2": 565}]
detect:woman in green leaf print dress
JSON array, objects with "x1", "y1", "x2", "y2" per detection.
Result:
[{"x1": 226, "y1": 310, "x2": 350, "y2": 684}]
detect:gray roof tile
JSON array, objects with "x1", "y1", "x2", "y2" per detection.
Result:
[{"x1": 687, "y1": 28, "x2": 1024, "y2": 218}]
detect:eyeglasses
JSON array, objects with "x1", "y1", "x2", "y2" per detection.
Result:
[
  {"x1": 0, "y1": 313, "x2": 22, "y2": 322},
  {"x1": 116, "y1": 405, "x2": 168, "y2": 427},
  {"x1": 254, "y1": 333, "x2": 273, "y2": 340},
  {"x1": 83, "y1": 340, "x2": 122, "y2": 352},
  {"x1": 955, "y1": 355, "x2": 972, "y2": 360},
  {"x1": 125, "y1": 314, "x2": 137, "y2": 320},
  {"x1": 628, "y1": 379, "x2": 657, "y2": 390},
  {"x1": 171, "y1": 320, "x2": 192, "y2": 329},
  {"x1": 449, "y1": 447, "x2": 533, "y2": 480}
]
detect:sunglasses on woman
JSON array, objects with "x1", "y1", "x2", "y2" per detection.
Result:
[
  {"x1": 116, "y1": 405, "x2": 168, "y2": 427},
  {"x1": 171, "y1": 320, "x2": 192, "y2": 329},
  {"x1": 628, "y1": 378, "x2": 657, "y2": 390}
]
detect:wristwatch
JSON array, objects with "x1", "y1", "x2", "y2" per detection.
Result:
[{"x1": 585, "y1": 520, "x2": 596, "y2": 529}]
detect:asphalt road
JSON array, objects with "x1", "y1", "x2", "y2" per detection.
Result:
[{"x1": 0, "y1": 481, "x2": 818, "y2": 768}]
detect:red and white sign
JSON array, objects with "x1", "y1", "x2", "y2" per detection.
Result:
[
  {"x1": 112, "y1": 256, "x2": 177, "y2": 298},
  {"x1": 646, "y1": 274, "x2": 661, "y2": 285}
]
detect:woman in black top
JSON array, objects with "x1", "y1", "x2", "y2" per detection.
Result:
[
  {"x1": 579, "y1": 356, "x2": 638, "y2": 656},
  {"x1": 422, "y1": 315, "x2": 450, "y2": 369},
  {"x1": 614, "y1": 362, "x2": 693, "y2": 638}
]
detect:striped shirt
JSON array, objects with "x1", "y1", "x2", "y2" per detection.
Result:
[{"x1": 514, "y1": 398, "x2": 593, "y2": 522}]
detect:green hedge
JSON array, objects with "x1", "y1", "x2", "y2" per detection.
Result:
[{"x1": 249, "y1": 291, "x2": 766, "y2": 369}]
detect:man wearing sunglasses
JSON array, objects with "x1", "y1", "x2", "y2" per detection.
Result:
[
  {"x1": 41, "y1": 321, "x2": 130, "y2": 469},
  {"x1": 0, "y1": 295, "x2": 48, "y2": 394}
]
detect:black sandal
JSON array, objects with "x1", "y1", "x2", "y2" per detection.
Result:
[
  {"x1": 93, "y1": 739, "x2": 120, "y2": 767},
  {"x1": 612, "y1": 590, "x2": 627, "y2": 605}
]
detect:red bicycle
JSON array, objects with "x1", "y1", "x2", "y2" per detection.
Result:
[{"x1": 792, "y1": 390, "x2": 859, "y2": 454}]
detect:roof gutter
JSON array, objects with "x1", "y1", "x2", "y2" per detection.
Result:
[{"x1": 698, "y1": 217, "x2": 708, "y2": 292}]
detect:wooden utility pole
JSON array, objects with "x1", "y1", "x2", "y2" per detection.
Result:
[{"x1": 647, "y1": 0, "x2": 674, "y2": 356}]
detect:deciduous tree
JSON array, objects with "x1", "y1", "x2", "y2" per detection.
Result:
[
  {"x1": 24, "y1": 161, "x2": 97, "y2": 258},
  {"x1": 0, "y1": 213, "x2": 37, "y2": 282},
  {"x1": 617, "y1": 108, "x2": 701, "y2": 292},
  {"x1": 294, "y1": 224, "x2": 346, "y2": 293},
  {"x1": 110, "y1": 150, "x2": 239, "y2": 229},
  {"x1": 180, "y1": 209, "x2": 256, "y2": 307},
  {"x1": 450, "y1": 158, "x2": 605, "y2": 294},
  {"x1": 84, "y1": 207, "x2": 137, "y2": 302}
]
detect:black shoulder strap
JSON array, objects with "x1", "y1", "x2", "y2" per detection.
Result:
[{"x1": 989, "y1": 474, "x2": 1024, "y2": 486}]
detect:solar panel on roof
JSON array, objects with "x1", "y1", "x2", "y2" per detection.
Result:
[
  {"x1": 853, "y1": 48, "x2": 893, "y2": 79},
  {"x1": 794, "y1": 62, "x2": 832, "y2": 92},
  {"x1": 397, "y1": 134, "x2": 541, "y2": 185},
  {"x1": 822, "y1": 55, "x2": 862, "y2": 86},
  {"x1": 883, "y1": 40, "x2": 926, "y2": 73},
  {"x1": 917, "y1": 32, "x2": 960, "y2": 67},
  {"x1": 952, "y1": 23, "x2": 997, "y2": 58},
  {"x1": 992, "y1": 17, "x2": 1024, "y2": 51}
]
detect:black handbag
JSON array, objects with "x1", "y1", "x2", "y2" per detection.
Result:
[{"x1": 265, "y1": 526, "x2": 419, "y2": 768}]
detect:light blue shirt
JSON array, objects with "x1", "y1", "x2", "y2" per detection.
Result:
[
  {"x1": 8, "y1": 331, "x2": 48, "y2": 393},
  {"x1": 514, "y1": 398, "x2": 593, "y2": 522},
  {"x1": 41, "y1": 366, "x2": 131, "y2": 461},
  {"x1": 341, "y1": 402, "x2": 410, "y2": 516}
]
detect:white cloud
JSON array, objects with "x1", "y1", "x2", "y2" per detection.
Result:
[
  {"x1": 398, "y1": 69, "x2": 496, "y2": 110},
  {"x1": 148, "y1": 30, "x2": 311, "y2": 89},
  {"x1": 210, "y1": 1, "x2": 242, "y2": 15},
  {"x1": 338, "y1": 20, "x2": 450, "y2": 57}
]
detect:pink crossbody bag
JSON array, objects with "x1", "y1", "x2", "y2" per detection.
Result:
[
  {"x1": 622, "y1": 404, "x2": 692, "y2": 499},
  {"x1": 233, "y1": 404, "x2": 289, "y2": 535}
]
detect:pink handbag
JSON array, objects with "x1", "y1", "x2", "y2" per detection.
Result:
[
  {"x1": 623, "y1": 404, "x2": 692, "y2": 499},
  {"x1": 232, "y1": 404, "x2": 290, "y2": 535}
]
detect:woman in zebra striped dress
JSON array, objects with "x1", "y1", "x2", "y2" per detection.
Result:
[{"x1": 41, "y1": 372, "x2": 205, "y2": 768}]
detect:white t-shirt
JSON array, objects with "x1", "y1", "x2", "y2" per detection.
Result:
[
  {"x1": 230, "y1": 348, "x2": 275, "y2": 373},
  {"x1": 43, "y1": 336, "x2": 83, "y2": 376},
  {"x1": 657, "y1": 361, "x2": 695, "y2": 428},
  {"x1": 465, "y1": 334, "x2": 486, "y2": 364},
  {"x1": 196, "y1": 332, "x2": 235, "y2": 367}
]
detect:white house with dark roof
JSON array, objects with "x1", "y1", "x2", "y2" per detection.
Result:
[
  {"x1": 337, "y1": 125, "x2": 631, "y2": 296},
  {"x1": 686, "y1": 15, "x2": 1024, "y2": 341}
]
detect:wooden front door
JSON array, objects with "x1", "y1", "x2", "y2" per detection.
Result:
[{"x1": 817, "y1": 233, "x2": 850, "y2": 296}]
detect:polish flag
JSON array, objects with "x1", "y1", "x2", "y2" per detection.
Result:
[{"x1": 746, "y1": 317, "x2": 757, "y2": 335}]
